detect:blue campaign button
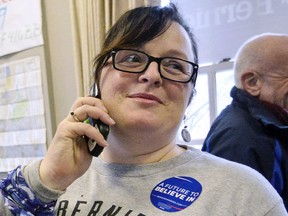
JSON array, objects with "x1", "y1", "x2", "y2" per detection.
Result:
[{"x1": 150, "y1": 176, "x2": 202, "y2": 212}]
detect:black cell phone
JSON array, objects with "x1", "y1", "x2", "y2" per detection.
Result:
[
  {"x1": 85, "y1": 84, "x2": 110, "y2": 157},
  {"x1": 85, "y1": 117, "x2": 110, "y2": 157}
]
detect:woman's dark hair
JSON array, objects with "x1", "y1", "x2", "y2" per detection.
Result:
[{"x1": 92, "y1": 3, "x2": 198, "y2": 97}]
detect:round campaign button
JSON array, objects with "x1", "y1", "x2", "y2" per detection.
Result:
[{"x1": 150, "y1": 176, "x2": 202, "y2": 212}]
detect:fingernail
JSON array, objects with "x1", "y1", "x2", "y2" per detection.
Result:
[
  {"x1": 103, "y1": 140, "x2": 109, "y2": 147},
  {"x1": 108, "y1": 117, "x2": 116, "y2": 125}
]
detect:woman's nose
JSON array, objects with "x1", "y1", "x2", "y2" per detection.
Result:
[{"x1": 138, "y1": 62, "x2": 163, "y2": 86}]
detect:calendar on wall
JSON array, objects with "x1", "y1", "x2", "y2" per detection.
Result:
[{"x1": 0, "y1": 56, "x2": 46, "y2": 172}]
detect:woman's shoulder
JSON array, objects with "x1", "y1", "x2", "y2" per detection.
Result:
[
  {"x1": 184, "y1": 146, "x2": 284, "y2": 212},
  {"x1": 185, "y1": 146, "x2": 266, "y2": 182}
]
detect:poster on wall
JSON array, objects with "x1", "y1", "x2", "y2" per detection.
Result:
[
  {"x1": 0, "y1": 56, "x2": 46, "y2": 172},
  {"x1": 0, "y1": 0, "x2": 43, "y2": 57}
]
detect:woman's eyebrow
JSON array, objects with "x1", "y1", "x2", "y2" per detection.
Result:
[
  {"x1": 163, "y1": 50, "x2": 190, "y2": 60},
  {"x1": 140, "y1": 48, "x2": 190, "y2": 60}
]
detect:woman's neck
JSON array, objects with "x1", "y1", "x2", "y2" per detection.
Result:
[{"x1": 100, "y1": 135, "x2": 186, "y2": 164}]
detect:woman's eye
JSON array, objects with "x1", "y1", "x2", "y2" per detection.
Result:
[
  {"x1": 165, "y1": 61, "x2": 184, "y2": 72},
  {"x1": 122, "y1": 54, "x2": 141, "y2": 63}
]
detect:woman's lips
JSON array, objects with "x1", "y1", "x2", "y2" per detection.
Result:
[{"x1": 128, "y1": 93, "x2": 163, "y2": 104}]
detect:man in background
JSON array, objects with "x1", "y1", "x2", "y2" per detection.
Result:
[{"x1": 202, "y1": 33, "x2": 288, "y2": 210}]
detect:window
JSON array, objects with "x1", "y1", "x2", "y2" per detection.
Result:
[
  {"x1": 216, "y1": 68, "x2": 234, "y2": 115},
  {"x1": 177, "y1": 61, "x2": 234, "y2": 149}
]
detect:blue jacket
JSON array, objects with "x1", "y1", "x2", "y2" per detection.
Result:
[{"x1": 202, "y1": 86, "x2": 288, "y2": 210}]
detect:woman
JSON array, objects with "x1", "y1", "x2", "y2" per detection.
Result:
[{"x1": 0, "y1": 4, "x2": 286, "y2": 215}]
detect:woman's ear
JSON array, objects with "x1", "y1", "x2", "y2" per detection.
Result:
[{"x1": 241, "y1": 71, "x2": 262, "y2": 96}]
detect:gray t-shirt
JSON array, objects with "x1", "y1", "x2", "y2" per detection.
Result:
[{"x1": 1, "y1": 146, "x2": 287, "y2": 215}]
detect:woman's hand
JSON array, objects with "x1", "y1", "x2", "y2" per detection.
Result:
[{"x1": 39, "y1": 97, "x2": 115, "y2": 191}]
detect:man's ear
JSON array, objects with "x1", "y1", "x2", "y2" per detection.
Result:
[{"x1": 241, "y1": 71, "x2": 261, "y2": 96}]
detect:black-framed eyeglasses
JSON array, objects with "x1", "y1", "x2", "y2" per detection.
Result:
[{"x1": 109, "y1": 49, "x2": 198, "y2": 84}]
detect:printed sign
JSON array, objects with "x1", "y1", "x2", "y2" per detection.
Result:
[{"x1": 173, "y1": 0, "x2": 288, "y2": 64}]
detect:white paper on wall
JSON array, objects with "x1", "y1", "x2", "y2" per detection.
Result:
[{"x1": 0, "y1": 0, "x2": 43, "y2": 57}]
